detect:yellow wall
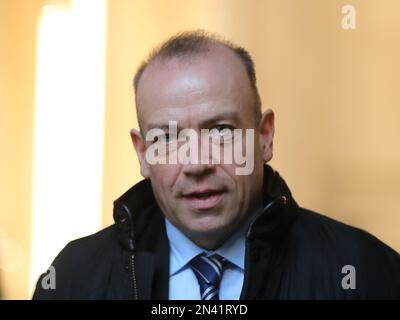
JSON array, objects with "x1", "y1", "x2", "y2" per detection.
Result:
[
  {"x1": 1, "y1": 0, "x2": 399, "y2": 299},
  {"x1": 0, "y1": 0, "x2": 46, "y2": 299}
]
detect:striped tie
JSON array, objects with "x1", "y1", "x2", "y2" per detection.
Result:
[{"x1": 188, "y1": 253, "x2": 226, "y2": 300}]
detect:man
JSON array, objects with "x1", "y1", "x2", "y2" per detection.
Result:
[{"x1": 33, "y1": 31, "x2": 400, "y2": 300}]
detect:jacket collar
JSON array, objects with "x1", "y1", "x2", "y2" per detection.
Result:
[{"x1": 113, "y1": 164, "x2": 299, "y2": 252}]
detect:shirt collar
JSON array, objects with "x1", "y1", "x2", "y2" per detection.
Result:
[
  {"x1": 165, "y1": 211, "x2": 257, "y2": 276},
  {"x1": 165, "y1": 218, "x2": 204, "y2": 276}
]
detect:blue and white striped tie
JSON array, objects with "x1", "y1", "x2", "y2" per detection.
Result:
[{"x1": 189, "y1": 253, "x2": 226, "y2": 300}]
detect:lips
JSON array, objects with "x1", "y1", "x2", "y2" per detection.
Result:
[{"x1": 182, "y1": 189, "x2": 225, "y2": 210}]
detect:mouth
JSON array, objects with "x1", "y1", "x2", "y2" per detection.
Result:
[{"x1": 182, "y1": 189, "x2": 225, "y2": 210}]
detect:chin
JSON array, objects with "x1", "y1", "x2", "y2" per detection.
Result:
[{"x1": 184, "y1": 216, "x2": 234, "y2": 237}]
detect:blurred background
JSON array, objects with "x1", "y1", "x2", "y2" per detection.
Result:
[{"x1": 1, "y1": 0, "x2": 399, "y2": 299}]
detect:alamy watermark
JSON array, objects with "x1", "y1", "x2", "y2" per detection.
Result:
[
  {"x1": 41, "y1": 265, "x2": 56, "y2": 290},
  {"x1": 341, "y1": 4, "x2": 356, "y2": 30},
  {"x1": 341, "y1": 265, "x2": 356, "y2": 290},
  {"x1": 144, "y1": 121, "x2": 255, "y2": 175}
]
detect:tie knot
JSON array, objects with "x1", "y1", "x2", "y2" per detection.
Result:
[{"x1": 188, "y1": 253, "x2": 226, "y2": 300}]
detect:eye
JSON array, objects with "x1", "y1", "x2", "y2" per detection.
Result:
[
  {"x1": 154, "y1": 132, "x2": 176, "y2": 144},
  {"x1": 213, "y1": 124, "x2": 234, "y2": 132},
  {"x1": 209, "y1": 124, "x2": 234, "y2": 142}
]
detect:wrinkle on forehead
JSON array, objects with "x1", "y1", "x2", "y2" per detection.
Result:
[{"x1": 146, "y1": 102, "x2": 244, "y2": 131}]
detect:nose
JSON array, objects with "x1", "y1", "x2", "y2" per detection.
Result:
[
  {"x1": 181, "y1": 162, "x2": 216, "y2": 177},
  {"x1": 179, "y1": 130, "x2": 217, "y2": 178}
]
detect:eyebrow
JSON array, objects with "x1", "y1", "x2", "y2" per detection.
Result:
[
  {"x1": 145, "y1": 111, "x2": 240, "y2": 132},
  {"x1": 146, "y1": 123, "x2": 172, "y2": 131},
  {"x1": 199, "y1": 111, "x2": 239, "y2": 127}
]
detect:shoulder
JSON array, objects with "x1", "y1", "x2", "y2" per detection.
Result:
[
  {"x1": 293, "y1": 208, "x2": 398, "y2": 257},
  {"x1": 60, "y1": 225, "x2": 118, "y2": 260},
  {"x1": 49, "y1": 225, "x2": 119, "y2": 272},
  {"x1": 289, "y1": 208, "x2": 400, "y2": 298},
  {"x1": 32, "y1": 225, "x2": 122, "y2": 299}
]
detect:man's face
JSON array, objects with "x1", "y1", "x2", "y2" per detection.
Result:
[{"x1": 132, "y1": 46, "x2": 274, "y2": 248}]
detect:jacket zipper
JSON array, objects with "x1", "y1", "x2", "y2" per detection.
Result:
[
  {"x1": 131, "y1": 253, "x2": 139, "y2": 300},
  {"x1": 240, "y1": 232, "x2": 251, "y2": 299},
  {"x1": 240, "y1": 196, "x2": 287, "y2": 299}
]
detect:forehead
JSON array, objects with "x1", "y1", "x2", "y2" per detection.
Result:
[{"x1": 136, "y1": 46, "x2": 254, "y2": 130}]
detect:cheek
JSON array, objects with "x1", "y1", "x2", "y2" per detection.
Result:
[
  {"x1": 219, "y1": 165, "x2": 244, "y2": 194},
  {"x1": 149, "y1": 164, "x2": 181, "y2": 195},
  {"x1": 236, "y1": 176, "x2": 250, "y2": 196},
  {"x1": 219, "y1": 163, "x2": 236, "y2": 176},
  {"x1": 232, "y1": 166, "x2": 262, "y2": 196}
]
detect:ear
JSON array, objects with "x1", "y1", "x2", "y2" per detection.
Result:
[
  {"x1": 130, "y1": 128, "x2": 150, "y2": 178},
  {"x1": 258, "y1": 109, "x2": 275, "y2": 162}
]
